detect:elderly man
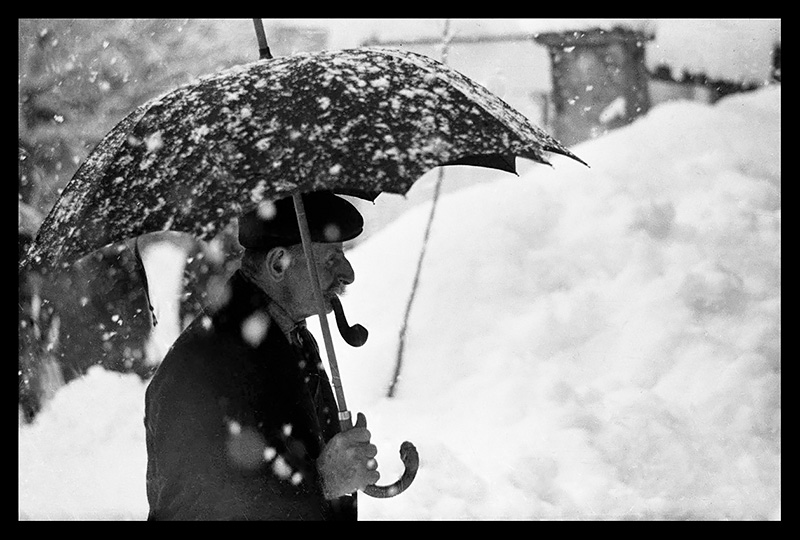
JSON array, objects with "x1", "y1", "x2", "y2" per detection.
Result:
[{"x1": 144, "y1": 191, "x2": 379, "y2": 520}]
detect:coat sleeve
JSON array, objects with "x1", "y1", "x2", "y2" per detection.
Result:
[{"x1": 145, "y1": 337, "x2": 329, "y2": 520}]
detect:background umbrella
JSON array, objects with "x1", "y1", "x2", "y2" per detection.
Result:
[{"x1": 20, "y1": 36, "x2": 586, "y2": 498}]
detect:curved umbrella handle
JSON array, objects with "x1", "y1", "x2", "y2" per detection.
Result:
[{"x1": 363, "y1": 441, "x2": 419, "y2": 498}]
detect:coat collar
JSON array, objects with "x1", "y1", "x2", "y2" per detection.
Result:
[{"x1": 219, "y1": 270, "x2": 305, "y2": 344}]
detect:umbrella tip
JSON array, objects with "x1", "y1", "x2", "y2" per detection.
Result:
[{"x1": 550, "y1": 145, "x2": 590, "y2": 168}]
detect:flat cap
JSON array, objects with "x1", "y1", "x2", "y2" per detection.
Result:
[{"x1": 238, "y1": 191, "x2": 363, "y2": 250}]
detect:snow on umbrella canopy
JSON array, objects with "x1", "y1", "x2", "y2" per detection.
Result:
[{"x1": 22, "y1": 47, "x2": 585, "y2": 270}]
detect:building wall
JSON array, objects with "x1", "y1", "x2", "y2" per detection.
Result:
[{"x1": 536, "y1": 30, "x2": 654, "y2": 147}]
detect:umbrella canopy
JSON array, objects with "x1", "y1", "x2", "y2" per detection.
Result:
[{"x1": 22, "y1": 46, "x2": 584, "y2": 271}]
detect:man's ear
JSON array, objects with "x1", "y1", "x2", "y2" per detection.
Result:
[{"x1": 265, "y1": 247, "x2": 292, "y2": 281}]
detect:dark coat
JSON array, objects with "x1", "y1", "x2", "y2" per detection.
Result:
[{"x1": 144, "y1": 271, "x2": 357, "y2": 520}]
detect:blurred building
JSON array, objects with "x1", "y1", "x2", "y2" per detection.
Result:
[{"x1": 534, "y1": 27, "x2": 654, "y2": 146}]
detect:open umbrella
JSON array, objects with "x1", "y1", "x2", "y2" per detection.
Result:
[
  {"x1": 21, "y1": 46, "x2": 585, "y2": 271},
  {"x1": 21, "y1": 36, "x2": 586, "y2": 498}
]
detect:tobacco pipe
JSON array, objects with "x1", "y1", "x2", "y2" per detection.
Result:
[{"x1": 331, "y1": 296, "x2": 368, "y2": 347}]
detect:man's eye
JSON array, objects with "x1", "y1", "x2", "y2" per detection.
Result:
[{"x1": 322, "y1": 248, "x2": 344, "y2": 269}]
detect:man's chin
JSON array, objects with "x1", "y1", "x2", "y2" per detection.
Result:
[
  {"x1": 321, "y1": 294, "x2": 336, "y2": 314},
  {"x1": 319, "y1": 287, "x2": 345, "y2": 315}
]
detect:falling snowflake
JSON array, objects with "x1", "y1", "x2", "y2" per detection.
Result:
[
  {"x1": 272, "y1": 456, "x2": 293, "y2": 479},
  {"x1": 256, "y1": 201, "x2": 277, "y2": 220},
  {"x1": 599, "y1": 96, "x2": 627, "y2": 124},
  {"x1": 241, "y1": 311, "x2": 271, "y2": 348},
  {"x1": 323, "y1": 223, "x2": 342, "y2": 242},
  {"x1": 227, "y1": 420, "x2": 242, "y2": 435},
  {"x1": 200, "y1": 315, "x2": 213, "y2": 330}
]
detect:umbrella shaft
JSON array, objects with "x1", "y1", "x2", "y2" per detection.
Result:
[{"x1": 291, "y1": 193, "x2": 349, "y2": 419}]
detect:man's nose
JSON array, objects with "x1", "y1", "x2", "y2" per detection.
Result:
[{"x1": 337, "y1": 256, "x2": 355, "y2": 285}]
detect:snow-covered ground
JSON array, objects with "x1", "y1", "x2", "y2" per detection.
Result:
[{"x1": 18, "y1": 84, "x2": 780, "y2": 520}]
